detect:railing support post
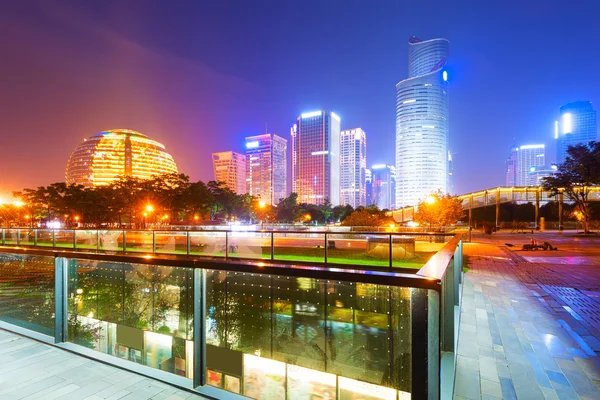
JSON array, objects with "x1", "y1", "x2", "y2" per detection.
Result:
[
  {"x1": 193, "y1": 268, "x2": 206, "y2": 388},
  {"x1": 96, "y1": 230, "x2": 100, "y2": 251},
  {"x1": 73, "y1": 229, "x2": 77, "y2": 249},
  {"x1": 324, "y1": 233, "x2": 328, "y2": 264},
  {"x1": 54, "y1": 257, "x2": 68, "y2": 343},
  {"x1": 17, "y1": 229, "x2": 20, "y2": 245},
  {"x1": 225, "y1": 232, "x2": 229, "y2": 259},
  {"x1": 1, "y1": 229, "x2": 4, "y2": 245},
  {"x1": 152, "y1": 231, "x2": 157, "y2": 254},
  {"x1": 53, "y1": 230, "x2": 56, "y2": 247},
  {"x1": 389, "y1": 234, "x2": 393, "y2": 269},
  {"x1": 270, "y1": 232, "x2": 274, "y2": 261},
  {"x1": 122, "y1": 230, "x2": 127, "y2": 253},
  {"x1": 187, "y1": 231, "x2": 191, "y2": 256},
  {"x1": 34, "y1": 229, "x2": 38, "y2": 246}
]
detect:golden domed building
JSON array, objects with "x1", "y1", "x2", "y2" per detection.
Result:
[{"x1": 66, "y1": 129, "x2": 178, "y2": 187}]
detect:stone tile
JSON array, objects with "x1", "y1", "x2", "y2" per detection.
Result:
[
  {"x1": 498, "y1": 377, "x2": 517, "y2": 400},
  {"x1": 480, "y1": 378, "x2": 502, "y2": 398},
  {"x1": 454, "y1": 367, "x2": 480, "y2": 399}
]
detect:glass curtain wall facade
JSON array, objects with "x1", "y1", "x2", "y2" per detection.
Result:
[
  {"x1": 505, "y1": 147, "x2": 518, "y2": 186},
  {"x1": 291, "y1": 111, "x2": 341, "y2": 206},
  {"x1": 556, "y1": 101, "x2": 598, "y2": 165},
  {"x1": 212, "y1": 151, "x2": 247, "y2": 195},
  {"x1": 365, "y1": 169, "x2": 372, "y2": 206},
  {"x1": 66, "y1": 129, "x2": 178, "y2": 187},
  {"x1": 372, "y1": 165, "x2": 396, "y2": 210},
  {"x1": 396, "y1": 37, "x2": 449, "y2": 207},
  {"x1": 245, "y1": 134, "x2": 288, "y2": 205},
  {"x1": 340, "y1": 128, "x2": 367, "y2": 208},
  {"x1": 515, "y1": 145, "x2": 545, "y2": 186}
]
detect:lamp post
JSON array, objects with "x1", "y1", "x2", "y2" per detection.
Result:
[{"x1": 145, "y1": 205, "x2": 154, "y2": 229}]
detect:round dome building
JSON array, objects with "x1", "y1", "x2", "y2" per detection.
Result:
[{"x1": 66, "y1": 129, "x2": 178, "y2": 187}]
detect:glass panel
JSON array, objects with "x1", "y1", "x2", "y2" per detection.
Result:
[
  {"x1": 0, "y1": 253, "x2": 54, "y2": 335},
  {"x1": 67, "y1": 259, "x2": 193, "y2": 378},
  {"x1": 55, "y1": 230, "x2": 75, "y2": 248},
  {"x1": 98, "y1": 230, "x2": 124, "y2": 251},
  {"x1": 392, "y1": 286, "x2": 412, "y2": 393},
  {"x1": 428, "y1": 289, "x2": 440, "y2": 399},
  {"x1": 4, "y1": 229, "x2": 18, "y2": 245},
  {"x1": 189, "y1": 231, "x2": 227, "y2": 257},
  {"x1": 36, "y1": 229, "x2": 54, "y2": 247},
  {"x1": 155, "y1": 231, "x2": 187, "y2": 255},
  {"x1": 327, "y1": 233, "x2": 390, "y2": 268},
  {"x1": 75, "y1": 230, "x2": 98, "y2": 250},
  {"x1": 125, "y1": 230, "x2": 153, "y2": 252},
  {"x1": 18, "y1": 229, "x2": 35, "y2": 245},
  {"x1": 273, "y1": 232, "x2": 325, "y2": 263},
  {"x1": 228, "y1": 231, "x2": 270, "y2": 260}
]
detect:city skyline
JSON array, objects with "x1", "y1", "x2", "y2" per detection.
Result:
[{"x1": 1, "y1": 1, "x2": 600, "y2": 200}]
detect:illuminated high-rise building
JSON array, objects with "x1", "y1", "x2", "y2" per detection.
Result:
[
  {"x1": 212, "y1": 151, "x2": 247, "y2": 195},
  {"x1": 365, "y1": 168, "x2": 373, "y2": 206},
  {"x1": 66, "y1": 129, "x2": 178, "y2": 187},
  {"x1": 505, "y1": 147, "x2": 518, "y2": 186},
  {"x1": 291, "y1": 111, "x2": 341, "y2": 205},
  {"x1": 555, "y1": 101, "x2": 597, "y2": 165},
  {"x1": 516, "y1": 144, "x2": 545, "y2": 186},
  {"x1": 340, "y1": 128, "x2": 367, "y2": 208},
  {"x1": 396, "y1": 36, "x2": 449, "y2": 206},
  {"x1": 245, "y1": 134, "x2": 287, "y2": 205},
  {"x1": 371, "y1": 164, "x2": 396, "y2": 210}
]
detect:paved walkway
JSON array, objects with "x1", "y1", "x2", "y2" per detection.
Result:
[
  {"x1": 455, "y1": 232, "x2": 600, "y2": 400},
  {"x1": 0, "y1": 329, "x2": 205, "y2": 400}
]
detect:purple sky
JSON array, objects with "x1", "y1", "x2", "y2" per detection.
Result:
[{"x1": 1, "y1": 0, "x2": 599, "y2": 200}]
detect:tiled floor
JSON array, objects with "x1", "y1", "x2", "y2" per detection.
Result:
[
  {"x1": 0, "y1": 329, "x2": 206, "y2": 400},
  {"x1": 455, "y1": 232, "x2": 600, "y2": 399}
]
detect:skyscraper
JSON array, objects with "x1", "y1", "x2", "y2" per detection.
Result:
[
  {"x1": 396, "y1": 36, "x2": 449, "y2": 207},
  {"x1": 212, "y1": 151, "x2": 247, "y2": 194},
  {"x1": 245, "y1": 134, "x2": 287, "y2": 205},
  {"x1": 291, "y1": 111, "x2": 341, "y2": 205},
  {"x1": 371, "y1": 164, "x2": 396, "y2": 210},
  {"x1": 365, "y1": 168, "x2": 372, "y2": 206},
  {"x1": 515, "y1": 145, "x2": 545, "y2": 186},
  {"x1": 340, "y1": 128, "x2": 367, "y2": 208},
  {"x1": 556, "y1": 101, "x2": 597, "y2": 165},
  {"x1": 505, "y1": 147, "x2": 518, "y2": 186}
]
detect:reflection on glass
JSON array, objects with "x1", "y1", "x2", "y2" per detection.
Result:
[
  {"x1": 0, "y1": 253, "x2": 54, "y2": 335},
  {"x1": 67, "y1": 260, "x2": 193, "y2": 378},
  {"x1": 244, "y1": 354, "x2": 286, "y2": 399},
  {"x1": 125, "y1": 231, "x2": 153, "y2": 252}
]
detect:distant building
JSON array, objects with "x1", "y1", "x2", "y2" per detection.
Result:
[
  {"x1": 556, "y1": 101, "x2": 597, "y2": 165},
  {"x1": 371, "y1": 164, "x2": 396, "y2": 210},
  {"x1": 516, "y1": 145, "x2": 545, "y2": 186},
  {"x1": 66, "y1": 129, "x2": 178, "y2": 188},
  {"x1": 528, "y1": 164, "x2": 558, "y2": 186},
  {"x1": 340, "y1": 128, "x2": 367, "y2": 208},
  {"x1": 505, "y1": 147, "x2": 518, "y2": 186},
  {"x1": 212, "y1": 151, "x2": 247, "y2": 195},
  {"x1": 396, "y1": 36, "x2": 450, "y2": 206},
  {"x1": 245, "y1": 134, "x2": 287, "y2": 205},
  {"x1": 291, "y1": 111, "x2": 341, "y2": 205},
  {"x1": 365, "y1": 168, "x2": 372, "y2": 206}
]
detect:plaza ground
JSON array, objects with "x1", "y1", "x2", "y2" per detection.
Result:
[{"x1": 455, "y1": 230, "x2": 600, "y2": 399}]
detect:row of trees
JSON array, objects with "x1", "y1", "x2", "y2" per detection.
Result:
[
  {"x1": 542, "y1": 141, "x2": 600, "y2": 233},
  {"x1": 7, "y1": 174, "x2": 391, "y2": 228}
]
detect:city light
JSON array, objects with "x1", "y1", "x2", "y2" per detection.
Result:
[
  {"x1": 301, "y1": 110, "x2": 322, "y2": 119},
  {"x1": 311, "y1": 150, "x2": 329, "y2": 156},
  {"x1": 246, "y1": 141, "x2": 259, "y2": 149},
  {"x1": 13, "y1": 200, "x2": 24, "y2": 207},
  {"x1": 145, "y1": 205, "x2": 154, "y2": 213},
  {"x1": 425, "y1": 195, "x2": 436, "y2": 204},
  {"x1": 402, "y1": 99, "x2": 416, "y2": 104},
  {"x1": 554, "y1": 120, "x2": 559, "y2": 139},
  {"x1": 258, "y1": 201, "x2": 266, "y2": 208},
  {"x1": 519, "y1": 144, "x2": 545, "y2": 150},
  {"x1": 371, "y1": 164, "x2": 387, "y2": 169},
  {"x1": 562, "y1": 113, "x2": 573, "y2": 134},
  {"x1": 443, "y1": 70, "x2": 448, "y2": 81}
]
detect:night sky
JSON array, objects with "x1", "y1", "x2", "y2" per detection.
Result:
[{"x1": 1, "y1": 0, "x2": 599, "y2": 199}]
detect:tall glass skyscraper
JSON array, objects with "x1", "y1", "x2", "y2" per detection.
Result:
[
  {"x1": 505, "y1": 147, "x2": 518, "y2": 187},
  {"x1": 371, "y1": 164, "x2": 396, "y2": 210},
  {"x1": 291, "y1": 111, "x2": 340, "y2": 205},
  {"x1": 395, "y1": 36, "x2": 449, "y2": 207},
  {"x1": 245, "y1": 134, "x2": 287, "y2": 205},
  {"x1": 515, "y1": 144, "x2": 545, "y2": 186},
  {"x1": 212, "y1": 151, "x2": 247, "y2": 195},
  {"x1": 556, "y1": 101, "x2": 597, "y2": 165},
  {"x1": 340, "y1": 128, "x2": 367, "y2": 208}
]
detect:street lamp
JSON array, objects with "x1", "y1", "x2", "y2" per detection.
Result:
[
  {"x1": 258, "y1": 201, "x2": 266, "y2": 229},
  {"x1": 425, "y1": 195, "x2": 437, "y2": 205}
]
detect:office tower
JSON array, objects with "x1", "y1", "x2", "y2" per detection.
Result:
[
  {"x1": 245, "y1": 134, "x2": 287, "y2": 205},
  {"x1": 505, "y1": 147, "x2": 518, "y2": 186},
  {"x1": 291, "y1": 111, "x2": 341, "y2": 205},
  {"x1": 556, "y1": 101, "x2": 597, "y2": 165},
  {"x1": 528, "y1": 164, "x2": 558, "y2": 186},
  {"x1": 211, "y1": 151, "x2": 247, "y2": 194},
  {"x1": 371, "y1": 164, "x2": 396, "y2": 210},
  {"x1": 66, "y1": 129, "x2": 178, "y2": 187},
  {"x1": 365, "y1": 168, "x2": 373, "y2": 206},
  {"x1": 516, "y1": 145, "x2": 545, "y2": 186},
  {"x1": 340, "y1": 128, "x2": 367, "y2": 208},
  {"x1": 395, "y1": 36, "x2": 449, "y2": 207}
]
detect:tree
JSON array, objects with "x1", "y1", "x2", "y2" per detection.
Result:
[
  {"x1": 413, "y1": 191, "x2": 464, "y2": 230},
  {"x1": 542, "y1": 141, "x2": 600, "y2": 234},
  {"x1": 340, "y1": 206, "x2": 395, "y2": 227}
]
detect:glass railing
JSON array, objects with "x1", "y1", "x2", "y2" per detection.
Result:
[
  {"x1": 0, "y1": 232, "x2": 463, "y2": 399},
  {"x1": 0, "y1": 228, "x2": 454, "y2": 271}
]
